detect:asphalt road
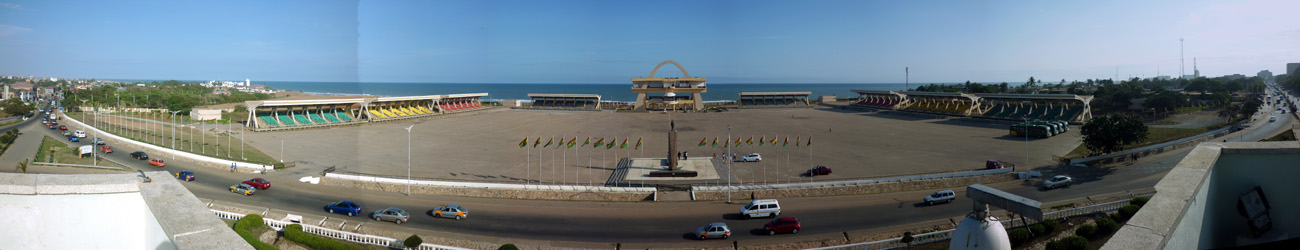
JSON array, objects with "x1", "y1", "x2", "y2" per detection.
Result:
[{"x1": 25, "y1": 96, "x2": 1297, "y2": 246}]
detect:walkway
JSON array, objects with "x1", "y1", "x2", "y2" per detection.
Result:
[{"x1": 0, "y1": 119, "x2": 46, "y2": 172}]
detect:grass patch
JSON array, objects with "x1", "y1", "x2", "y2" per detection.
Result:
[
  {"x1": 283, "y1": 224, "x2": 384, "y2": 250},
  {"x1": 1051, "y1": 203, "x2": 1077, "y2": 210},
  {"x1": 1263, "y1": 130, "x2": 1296, "y2": 141},
  {"x1": 70, "y1": 112, "x2": 280, "y2": 165},
  {"x1": 0, "y1": 119, "x2": 22, "y2": 127},
  {"x1": 233, "y1": 214, "x2": 280, "y2": 250},
  {"x1": 1066, "y1": 127, "x2": 1207, "y2": 158},
  {"x1": 35, "y1": 135, "x2": 128, "y2": 168}
]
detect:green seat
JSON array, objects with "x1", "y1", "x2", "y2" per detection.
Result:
[
  {"x1": 309, "y1": 113, "x2": 328, "y2": 123},
  {"x1": 335, "y1": 110, "x2": 353, "y2": 121},
  {"x1": 278, "y1": 113, "x2": 296, "y2": 125},
  {"x1": 294, "y1": 114, "x2": 313, "y2": 124},
  {"x1": 258, "y1": 113, "x2": 278, "y2": 127},
  {"x1": 322, "y1": 113, "x2": 341, "y2": 122}
]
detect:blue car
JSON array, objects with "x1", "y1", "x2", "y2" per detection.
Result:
[
  {"x1": 325, "y1": 201, "x2": 362, "y2": 216},
  {"x1": 68, "y1": 135, "x2": 79, "y2": 142},
  {"x1": 175, "y1": 170, "x2": 196, "y2": 181}
]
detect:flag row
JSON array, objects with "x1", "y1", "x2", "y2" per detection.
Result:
[{"x1": 515, "y1": 136, "x2": 813, "y2": 149}]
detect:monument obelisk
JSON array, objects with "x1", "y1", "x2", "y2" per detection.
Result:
[{"x1": 667, "y1": 120, "x2": 678, "y2": 171}]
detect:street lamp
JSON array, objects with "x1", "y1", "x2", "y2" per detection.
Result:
[
  {"x1": 405, "y1": 124, "x2": 414, "y2": 196},
  {"x1": 726, "y1": 125, "x2": 732, "y2": 203},
  {"x1": 170, "y1": 110, "x2": 181, "y2": 160}
]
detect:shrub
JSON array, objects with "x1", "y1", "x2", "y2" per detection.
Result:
[
  {"x1": 403, "y1": 234, "x2": 423, "y2": 248},
  {"x1": 232, "y1": 214, "x2": 279, "y2": 250},
  {"x1": 1045, "y1": 236, "x2": 1089, "y2": 250},
  {"x1": 498, "y1": 244, "x2": 520, "y2": 250},
  {"x1": 901, "y1": 232, "x2": 914, "y2": 245},
  {"x1": 1074, "y1": 224, "x2": 1096, "y2": 237},
  {"x1": 1109, "y1": 212, "x2": 1124, "y2": 222},
  {"x1": 1130, "y1": 196, "x2": 1151, "y2": 207},
  {"x1": 284, "y1": 224, "x2": 362, "y2": 250},
  {"x1": 1042, "y1": 218, "x2": 1060, "y2": 233},
  {"x1": 1118, "y1": 204, "x2": 1142, "y2": 218},
  {"x1": 1029, "y1": 224, "x2": 1047, "y2": 236},
  {"x1": 1096, "y1": 217, "x2": 1118, "y2": 233},
  {"x1": 1008, "y1": 228, "x2": 1031, "y2": 244}
]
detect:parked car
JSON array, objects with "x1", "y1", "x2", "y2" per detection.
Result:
[
  {"x1": 1269, "y1": 116, "x2": 1277, "y2": 122},
  {"x1": 61, "y1": 130, "x2": 70, "y2": 136},
  {"x1": 923, "y1": 190, "x2": 957, "y2": 205},
  {"x1": 149, "y1": 158, "x2": 165, "y2": 167},
  {"x1": 58, "y1": 125, "x2": 67, "y2": 130},
  {"x1": 986, "y1": 160, "x2": 1004, "y2": 169},
  {"x1": 91, "y1": 137, "x2": 105, "y2": 145},
  {"x1": 432, "y1": 205, "x2": 470, "y2": 220},
  {"x1": 229, "y1": 183, "x2": 256, "y2": 196},
  {"x1": 242, "y1": 178, "x2": 271, "y2": 190},
  {"x1": 129, "y1": 151, "x2": 149, "y2": 160},
  {"x1": 67, "y1": 135, "x2": 79, "y2": 142},
  {"x1": 100, "y1": 145, "x2": 113, "y2": 153},
  {"x1": 695, "y1": 222, "x2": 731, "y2": 240},
  {"x1": 371, "y1": 207, "x2": 410, "y2": 224},
  {"x1": 763, "y1": 217, "x2": 802, "y2": 235},
  {"x1": 806, "y1": 166, "x2": 832, "y2": 176},
  {"x1": 1044, "y1": 175, "x2": 1072, "y2": 189},
  {"x1": 175, "y1": 170, "x2": 196, "y2": 181},
  {"x1": 740, "y1": 153, "x2": 762, "y2": 162},
  {"x1": 74, "y1": 130, "x2": 86, "y2": 138},
  {"x1": 740, "y1": 199, "x2": 781, "y2": 219},
  {"x1": 325, "y1": 201, "x2": 362, "y2": 216},
  {"x1": 48, "y1": 124, "x2": 56, "y2": 129}
]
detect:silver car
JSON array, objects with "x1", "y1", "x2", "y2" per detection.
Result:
[
  {"x1": 695, "y1": 222, "x2": 731, "y2": 240},
  {"x1": 432, "y1": 205, "x2": 469, "y2": 220},
  {"x1": 371, "y1": 207, "x2": 409, "y2": 224},
  {"x1": 229, "y1": 184, "x2": 256, "y2": 196}
]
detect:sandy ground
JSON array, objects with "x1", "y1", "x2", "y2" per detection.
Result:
[{"x1": 240, "y1": 106, "x2": 1083, "y2": 185}]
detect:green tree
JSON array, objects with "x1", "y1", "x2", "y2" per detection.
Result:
[
  {"x1": 1081, "y1": 114, "x2": 1149, "y2": 154},
  {"x1": 1219, "y1": 103, "x2": 1241, "y2": 119},
  {"x1": 0, "y1": 98, "x2": 32, "y2": 116},
  {"x1": 403, "y1": 234, "x2": 423, "y2": 248}
]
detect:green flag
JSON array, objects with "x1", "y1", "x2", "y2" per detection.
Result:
[
  {"x1": 533, "y1": 137, "x2": 541, "y2": 148},
  {"x1": 567, "y1": 137, "x2": 577, "y2": 148},
  {"x1": 606, "y1": 137, "x2": 616, "y2": 149},
  {"x1": 582, "y1": 137, "x2": 591, "y2": 146},
  {"x1": 619, "y1": 138, "x2": 628, "y2": 149},
  {"x1": 518, "y1": 138, "x2": 528, "y2": 148},
  {"x1": 711, "y1": 137, "x2": 718, "y2": 147},
  {"x1": 698, "y1": 137, "x2": 707, "y2": 147},
  {"x1": 544, "y1": 137, "x2": 554, "y2": 147},
  {"x1": 783, "y1": 136, "x2": 788, "y2": 147},
  {"x1": 635, "y1": 137, "x2": 642, "y2": 150}
]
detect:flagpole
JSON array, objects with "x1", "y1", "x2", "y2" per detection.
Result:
[
  {"x1": 552, "y1": 137, "x2": 556, "y2": 185},
  {"x1": 562, "y1": 135, "x2": 566, "y2": 186},
  {"x1": 726, "y1": 125, "x2": 731, "y2": 203}
]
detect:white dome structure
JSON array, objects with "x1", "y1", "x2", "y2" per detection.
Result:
[{"x1": 949, "y1": 213, "x2": 1012, "y2": 250}]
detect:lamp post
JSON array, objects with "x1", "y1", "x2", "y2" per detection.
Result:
[
  {"x1": 405, "y1": 125, "x2": 414, "y2": 196},
  {"x1": 726, "y1": 125, "x2": 732, "y2": 203},
  {"x1": 170, "y1": 111, "x2": 180, "y2": 160}
]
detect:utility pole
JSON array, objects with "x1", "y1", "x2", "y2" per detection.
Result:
[
  {"x1": 905, "y1": 67, "x2": 909, "y2": 91},
  {"x1": 726, "y1": 125, "x2": 732, "y2": 203},
  {"x1": 170, "y1": 111, "x2": 180, "y2": 160}
]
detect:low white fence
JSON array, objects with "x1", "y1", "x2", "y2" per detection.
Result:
[
  {"x1": 805, "y1": 194, "x2": 1153, "y2": 250},
  {"x1": 325, "y1": 172, "x2": 657, "y2": 193},
  {"x1": 693, "y1": 167, "x2": 1014, "y2": 191},
  {"x1": 213, "y1": 209, "x2": 473, "y2": 250},
  {"x1": 59, "y1": 111, "x2": 272, "y2": 172}
]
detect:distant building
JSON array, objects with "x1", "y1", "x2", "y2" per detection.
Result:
[
  {"x1": 212, "y1": 87, "x2": 231, "y2": 95},
  {"x1": 191, "y1": 108, "x2": 223, "y2": 120},
  {"x1": 1257, "y1": 70, "x2": 1273, "y2": 82},
  {"x1": 1288, "y1": 63, "x2": 1299, "y2": 76},
  {"x1": 11, "y1": 83, "x2": 33, "y2": 91}
]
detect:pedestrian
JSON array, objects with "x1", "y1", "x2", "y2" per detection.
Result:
[
  {"x1": 685, "y1": 151, "x2": 689, "y2": 160},
  {"x1": 677, "y1": 152, "x2": 681, "y2": 160},
  {"x1": 230, "y1": 162, "x2": 236, "y2": 172}
]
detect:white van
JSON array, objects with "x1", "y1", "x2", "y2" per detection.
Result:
[
  {"x1": 740, "y1": 199, "x2": 781, "y2": 219},
  {"x1": 74, "y1": 130, "x2": 86, "y2": 138}
]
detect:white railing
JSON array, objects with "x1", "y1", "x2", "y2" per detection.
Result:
[
  {"x1": 805, "y1": 194, "x2": 1153, "y2": 250},
  {"x1": 325, "y1": 172, "x2": 656, "y2": 193},
  {"x1": 213, "y1": 209, "x2": 473, "y2": 250}
]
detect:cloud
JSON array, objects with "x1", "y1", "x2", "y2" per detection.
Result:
[
  {"x1": 0, "y1": 2, "x2": 21, "y2": 10},
  {"x1": 0, "y1": 24, "x2": 32, "y2": 37}
]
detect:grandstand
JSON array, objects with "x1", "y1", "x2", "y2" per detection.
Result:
[
  {"x1": 852, "y1": 90, "x2": 1094, "y2": 123},
  {"x1": 972, "y1": 94, "x2": 1093, "y2": 123},
  {"x1": 737, "y1": 92, "x2": 812, "y2": 108},
  {"x1": 437, "y1": 93, "x2": 489, "y2": 113},
  {"x1": 244, "y1": 93, "x2": 494, "y2": 131},
  {"x1": 526, "y1": 94, "x2": 601, "y2": 110},
  {"x1": 245, "y1": 99, "x2": 366, "y2": 131},
  {"x1": 366, "y1": 95, "x2": 440, "y2": 121}
]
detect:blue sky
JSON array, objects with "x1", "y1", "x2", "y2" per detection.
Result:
[{"x1": 1, "y1": 0, "x2": 1297, "y2": 83}]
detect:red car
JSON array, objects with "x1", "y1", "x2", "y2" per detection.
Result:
[
  {"x1": 807, "y1": 166, "x2": 832, "y2": 176},
  {"x1": 242, "y1": 178, "x2": 271, "y2": 190},
  {"x1": 58, "y1": 125, "x2": 68, "y2": 130},
  {"x1": 986, "y1": 160, "x2": 1004, "y2": 169},
  {"x1": 763, "y1": 217, "x2": 801, "y2": 235}
]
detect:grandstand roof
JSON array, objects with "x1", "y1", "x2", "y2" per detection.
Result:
[
  {"x1": 739, "y1": 92, "x2": 812, "y2": 96},
  {"x1": 376, "y1": 95, "x2": 442, "y2": 102},
  {"x1": 974, "y1": 93, "x2": 1093, "y2": 102},
  {"x1": 245, "y1": 98, "x2": 365, "y2": 107},
  {"x1": 898, "y1": 91, "x2": 972, "y2": 97},
  {"x1": 527, "y1": 93, "x2": 601, "y2": 99},
  {"x1": 443, "y1": 93, "x2": 488, "y2": 98}
]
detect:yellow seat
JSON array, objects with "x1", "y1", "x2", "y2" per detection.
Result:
[{"x1": 368, "y1": 110, "x2": 387, "y2": 118}]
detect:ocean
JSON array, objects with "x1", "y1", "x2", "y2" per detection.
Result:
[{"x1": 255, "y1": 82, "x2": 916, "y2": 103}]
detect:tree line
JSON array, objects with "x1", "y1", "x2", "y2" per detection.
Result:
[{"x1": 64, "y1": 80, "x2": 274, "y2": 115}]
